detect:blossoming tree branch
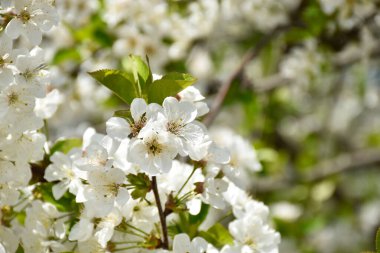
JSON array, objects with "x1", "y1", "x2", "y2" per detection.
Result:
[{"x1": 0, "y1": 0, "x2": 280, "y2": 252}]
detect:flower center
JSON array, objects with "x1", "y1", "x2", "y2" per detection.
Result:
[
  {"x1": 146, "y1": 138, "x2": 162, "y2": 156},
  {"x1": 166, "y1": 121, "x2": 183, "y2": 135},
  {"x1": 19, "y1": 9, "x2": 31, "y2": 23},
  {"x1": 22, "y1": 69, "x2": 34, "y2": 80},
  {"x1": 244, "y1": 237, "x2": 257, "y2": 249},
  {"x1": 7, "y1": 91, "x2": 19, "y2": 105},
  {"x1": 130, "y1": 116, "x2": 146, "y2": 137},
  {"x1": 104, "y1": 183, "x2": 120, "y2": 197}
]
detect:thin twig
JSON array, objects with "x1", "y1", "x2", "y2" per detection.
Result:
[
  {"x1": 203, "y1": 0, "x2": 308, "y2": 127},
  {"x1": 151, "y1": 176, "x2": 168, "y2": 249},
  {"x1": 203, "y1": 26, "x2": 289, "y2": 127}
]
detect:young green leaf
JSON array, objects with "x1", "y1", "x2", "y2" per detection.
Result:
[
  {"x1": 113, "y1": 110, "x2": 133, "y2": 122},
  {"x1": 199, "y1": 223, "x2": 233, "y2": 248},
  {"x1": 126, "y1": 173, "x2": 152, "y2": 200},
  {"x1": 50, "y1": 138, "x2": 82, "y2": 155},
  {"x1": 123, "y1": 55, "x2": 153, "y2": 93},
  {"x1": 189, "y1": 203, "x2": 209, "y2": 225},
  {"x1": 147, "y1": 72, "x2": 196, "y2": 104},
  {"x1": 89, "y1": 69, "x2": 140, "y2": 104},
  {"x1": 52, "y1": 48, "x2": 81, "y2": 65}
]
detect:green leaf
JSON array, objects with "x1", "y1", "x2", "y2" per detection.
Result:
[
  {"x1": 15, "y1": 245, "x2": 24, "y2": 253},
  {"x1": 376, "y1": 227, "x2": 380, "y2": 253},
  {"x1": 71, "y1": 13, "x2": 115, "y2": 47},
  {"x1": 123, "y1": 55, "x2": 153, "y2": 94},
  {"x1": 147, "y1": 72, "x2": 196, "y2": 104},
  {"x1": 52, "y1": 48, "x2": 81, "y2": 65},
  {"x1": 189, "y1": 203, "x2": 209, "y2": 225},
  {"x1": 50, "y1": 138, "x2": 82, "y2": 155},
  {"x1": 113, "y1": 110, "x2": 132, "y2": 121},
  {"x1": 36, "y1": 183, "x2": 78, "y2": 212},
  {"x1": 89, "y1": 69, "x2": 140, "y2": 104},
  {"x1": 127, "y1": 173, "x2": 152, "y2": 200},
  {"x1": 199, "y1": 223, "x2": 233, "y2": 248}
]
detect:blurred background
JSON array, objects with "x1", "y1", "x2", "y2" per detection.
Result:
[{"x1": 43, "y1": 0, "x2": 380, "y2": 252}]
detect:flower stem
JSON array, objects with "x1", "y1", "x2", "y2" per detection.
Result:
[
  {"x1": 151, "y1": 176, "x2": 168, "y2": 249},
  {"x1": 125, "y1": 223, "x2": 149, "y2": 236},
  {"x1": 175, "y1": 166, "x2": 196, "y2": 199}
]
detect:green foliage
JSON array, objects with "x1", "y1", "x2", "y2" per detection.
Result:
[
  {"x1": 168, "y1": 203, "x2": 210, "y2": 238},
  {"x1": 52, "y1": 48, "x2": 81, "y2": 65},
  {"x1": 70, "y1": 13, "x2": 115, "y2": 47},
  {"x1": 35, "y1": 183, "x2": 78, "y2": 213},
  {"x1": 89, "y1": 56, "x2": 196, "y2": 105},
  {"x1": 113, "y1": 110, "x2": 132, "y2": 121},
  {"x1": 50, "y1": 138, "x2": 82, "y2": 155},
  {"x1": 15, "y1": 246, "x2": 24, "y2": 253},
  {"x1": 147, "y1": 72, "x2": 196, "y2": 104},
  {"x1": 89, "y1": 69, "x2": 140, "y2": 104},
  {"x1": 127, "y1": 173, "x2": 152, "y2": 200},
  {"x1": 189, "y1": 203, "x2": 209, "y2": 225},
  {"x1": 122, "y1": 55, "x2": 153, "y2": 95},
  {"x1": 199, "y1": 223, "x2": 234, "y2": 248}
]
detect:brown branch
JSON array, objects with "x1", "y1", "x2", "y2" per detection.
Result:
[
  {"x1": 203, "y1": 26, "x2": 290, "y2": 127},
  {"x1": 203, "y1": 0, "x2": 308, "y2": 127},
  {"x1": 151, "y1": 176, "x2": 169, "y2": 249},
  {"x1": 254, "y1": 148, "x2": 380, "y2": 193}
]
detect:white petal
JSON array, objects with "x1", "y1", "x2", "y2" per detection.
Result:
[
  {"x1": 177, "y1": 101, "x2": 197, "y2": 124},
  {"x1": 95, "y1": 226, "x2": 114, "y2": 248},
  {"x1": 54, "y1": 220, "x2": 66, "y2": 239},
  {"x1": 15, "y1": 54, "x2": 32, "y2": 73},
  {"x1": 187, "y1": 141, "x2": 211, "y2": 161},
  {"x1": 116, "y1": 188, "x2": 130, "y2": 207},
  {"x1": 191, "y1": 237, "x2": 208, "y2": 252},
  {"x1": 153, "y1": 155, "x2": 172, "y2": 173},
  {"x1": 52, "y1": 181, "x2": 69, "y2": 200},
  {"x1": 186, "y1": 198, "x2": 202, "y2": 215},
  {"x1": 0, "y1": 33, "x2": 12, "y2": 54},
  {"x1": 5, "y1": 19, "x2": 23, "y2": 39},
  {"x1": 0, "y1": 243, "x2": 5, "y2": 253},
  {"x1": 163, "y1": 97, "x2": 179, "y2": 120},
  {"x1": 131, "y1": 98, "x2": 147, "y2": 121},
  {"x1": 195, "y1": 102, "x2": 209, "y2": 117},
  {"x1": 0, "y1": 69, "x2": 14, "y2": 89},
  {"x1": 209, "y1": 144, "x2": 230, "y2": 164},
  {"x1": 173, "y1": 233, "x2": 191, "y2": 253},
  {"x1": 127, "y1": 140, "x2": 146, "y2": 164},
  {"x1": 69, "y1": 219, "x2": 94, "y2": 242},
  {"x1": 106, "y1": 117, "x2": 131, "y2": 140},
  {"x1": 24, "y1": 22, "x2": 42, "y2": 46},
  {"x1": 182, "y1": 123, "x2": 205, "y2": 143}
]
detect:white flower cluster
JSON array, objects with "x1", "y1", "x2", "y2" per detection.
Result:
[
  {"x1": 220, "y1": 0, "x2": 300, "y2": 33},
  {"x1": 0, "y1": 0, "x2": 58, "y2": 208},
  {"x1": 0, "y1": 1, "x2": 281, "y2": 252},
  {"x1": 34, "y1": 86, "x2": 279, "y2": 252},
  {"x1": 280, "y1": 40, "x2": 324, "y2": 87},
  {"x1": 318, "y1": 0, "x2": 376, "y2": 30},
  {"x1": 104, "y1": 0, "x2": 219, "y2": 66}
]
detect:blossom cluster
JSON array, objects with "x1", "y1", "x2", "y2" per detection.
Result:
[
  {"x1": 40, "y1": 86, "x2": 280, "y2": 252},
  {"x1": 0, "y1": 1, "x2": 282, "y2": 253},
  {"x1": 0, "y1": 0, "x2": 63, "y2": 252},
  {"x1": 0, "y1": 0, "x2": 58, "y2": 212}
]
